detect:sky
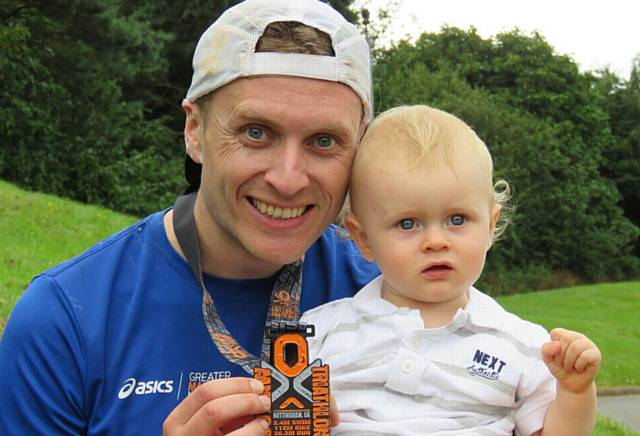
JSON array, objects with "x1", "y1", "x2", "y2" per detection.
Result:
[{"x1": 354, "y1": 0, "x2": 639, "y2": 79}]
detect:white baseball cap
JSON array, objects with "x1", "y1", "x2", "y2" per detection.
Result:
[
  {"x1": 186, "y1": 0, "x2": 372, "y2": 120},
  {"x1": 183, "y1": 0, "x2": 373, "y2": 191}
]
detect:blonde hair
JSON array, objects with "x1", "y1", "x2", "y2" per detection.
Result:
[{"x1": 349, "y1": 105, "x2": 512, "y2": 240}]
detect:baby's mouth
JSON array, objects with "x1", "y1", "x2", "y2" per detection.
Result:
[{"x1": 425, "y1": 264, "x2": 452, "y2": 272}]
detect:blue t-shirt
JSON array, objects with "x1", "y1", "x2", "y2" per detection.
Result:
[{"x1": 0, "y1": 210, "x2": 378, "y2": 435}]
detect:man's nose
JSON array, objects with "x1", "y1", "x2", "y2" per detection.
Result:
[
  {"x1": 420, "y1": 226, "x2": 450, "y2": 252},
  {"x1": 263, "y1": 141, "x2": 310, "y2": 195}
]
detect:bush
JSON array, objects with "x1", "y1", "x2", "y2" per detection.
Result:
[{"x1": 478, "y1": 264, "x2": 582, "y2": 296}]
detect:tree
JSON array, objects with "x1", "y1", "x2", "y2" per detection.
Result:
[
  {"x1": 372, "y1": 28, "x2": 639, "y2": 287},
  {"x1": 596, "y1": 56, "x2": 640, "y2": 255},
  {"x1": 1, "y1": 0, "x2": 182, "y2": 215}
]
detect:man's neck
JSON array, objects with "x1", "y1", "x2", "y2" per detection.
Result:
[{"x1": 163, "y1": 208, "x2": 282, "y2": 280}]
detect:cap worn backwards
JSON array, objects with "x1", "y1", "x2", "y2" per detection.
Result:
[
  {"x1": 186, "y1": 0, "x2": 372, "y2": 120},
  {"x1": 183, "y1": 0, "x2": 373, "y2": 191}
]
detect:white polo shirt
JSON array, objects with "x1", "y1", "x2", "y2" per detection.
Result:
[{"x1": 300, "y1": 275, "x2": 555, "y2": 436}]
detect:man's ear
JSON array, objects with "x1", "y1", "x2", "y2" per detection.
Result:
[
  {"x1": 344, "y1": 214, "x2": 374, "y2": 261},
  {"x1": 357, "y1": 120, "x2": 368, "y2": 144},
  {"x1": 487, "y1": 204, "x2": 501, "y2": 250},
  {"x1": 182, "y1": 99, "x2": 204, "y2": 164}
]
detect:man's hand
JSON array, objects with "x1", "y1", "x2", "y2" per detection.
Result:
[
  {"x1": 163, "y1": 377, "x2": 270, "y2": 435},
  {"x1": 541, "y1": 328, "x2": 601, "y2": 394}
]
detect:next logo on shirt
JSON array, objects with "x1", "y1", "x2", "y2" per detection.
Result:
[{"x1": 466, "y1": 349, "x2": 507, "y2": 381}]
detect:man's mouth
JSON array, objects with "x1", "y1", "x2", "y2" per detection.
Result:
[{"x1": 251, "y1": 198, "x2": 309, "y2": 220}]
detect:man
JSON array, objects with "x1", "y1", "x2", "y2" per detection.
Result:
[{"x1": 0, "y1": 1, "x2": 378, "y2": 434}]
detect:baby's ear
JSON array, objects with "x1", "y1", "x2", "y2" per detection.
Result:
[
  {"x1": 487, "y1": 204, "x2": 501, "y2": 249},
  {"x1": 344, "y1": 215, "x2": 374, "y2": 261}
]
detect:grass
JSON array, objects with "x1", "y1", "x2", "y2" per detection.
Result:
[
  {"x1": 496, "y1": 281, "x2": 640, "y2": 388},
  {"x1": 0, "y1": 180, "x2": 137, "y2": 330},
  {"x1": 596, "y1": 415, "x2": 639, "y2": 436}
]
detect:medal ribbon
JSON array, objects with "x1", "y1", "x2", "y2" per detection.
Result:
[{"x1": 173, "y1": 191, "x2": 303, "y2": 374}]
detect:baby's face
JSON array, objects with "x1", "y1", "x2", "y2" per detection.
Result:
[{"x1": 349, "y1": 155, "x2": 499, "y2": 318}]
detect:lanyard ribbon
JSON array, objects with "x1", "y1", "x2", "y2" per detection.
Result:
[{"x1": 172, "y1": 191, "x2": 303, "y2": 374}]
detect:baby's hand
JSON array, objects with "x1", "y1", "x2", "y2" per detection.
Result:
[{"x1": 541, "y1": 328, "x2": 601, "y2": 394}]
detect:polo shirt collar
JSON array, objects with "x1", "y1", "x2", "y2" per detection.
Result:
[
  {"x1": 460, "y1": 287, "x2": 505, "y2": 330},
  {"x1": 351, "y1": 275, "x2": 505, "y2": 331},
  {"x1": 351, "y1": 275, "x2": 405, "y2": 317}
]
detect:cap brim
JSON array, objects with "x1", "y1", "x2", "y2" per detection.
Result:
[{"x1": 184, "y1": 155, "x2": 201, "y2": 194}]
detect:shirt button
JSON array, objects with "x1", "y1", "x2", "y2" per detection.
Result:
[
  {"x1": 411, "y1": 337, "x2": 422, "y2": 349},
  {"x1": 401, "y1": 359, "x2": 415, "y2": 373}
]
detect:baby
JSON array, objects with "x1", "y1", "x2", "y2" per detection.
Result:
[{"x1": 301, "y1": 105, "x2": 601, "y2": 435}]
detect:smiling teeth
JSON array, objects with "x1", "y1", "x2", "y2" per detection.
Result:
[{"x1": 252, "y1": 199, "x2": 306, "y2": 220}]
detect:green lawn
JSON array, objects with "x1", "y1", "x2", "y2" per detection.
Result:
[
  {"x1": 596, "y1": 415, "x2": 639, "y2": 436},
  {"x1": 497, "y1": 281, "x2": 640, "y2": 388},
  {"x1": 0, "y1": 180, "x2": 137, "y2": 329}
]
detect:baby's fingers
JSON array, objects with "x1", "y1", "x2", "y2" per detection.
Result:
[
  {"x1": 549, "y1": 327, "x2": 573, "y2": 342},
  {"x1": 549, "y1": 328, "x2": 585, "y2": 369},
  {"x1": 562, "y1": 337, "x2": 590, "y2": 372},
  {"x1": 541, "y1": 341, "x2": 561, "y2": 364},
  {"x1": 574, "y1": 346, "x2": 602, "y2": 373}
]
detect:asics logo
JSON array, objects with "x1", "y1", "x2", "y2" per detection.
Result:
[{"x1": 118, "y1": 377, "x2": 174, "y2": 399}]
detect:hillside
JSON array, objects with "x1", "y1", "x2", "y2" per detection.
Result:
[{"x1": 0, "y1": 180, "x2": 137, "y2": 328}]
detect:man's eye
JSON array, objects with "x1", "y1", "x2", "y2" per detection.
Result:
[
  {"x1": 313, "y1": 135, "x2": 336, "y2": 149},
  {"x1": 244, "y1": 126, "x2": 266, "y2": 140},
  {"x1": 449, "y1": 214, "x2": 465, "y2": 226},
  {"x1": 398, "y1": 219, "x2": 415, "y2": 230}
]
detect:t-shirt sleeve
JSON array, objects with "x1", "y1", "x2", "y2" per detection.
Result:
[
  {"x1": 514, "y1": 328, "x2": 556, "y2": 436},
  {"x1": 0, "y1": 275, "x2": 87, "y2": 433},
  {"x1": 338, "y1": 231, "x2": 379, "y2": 293}
]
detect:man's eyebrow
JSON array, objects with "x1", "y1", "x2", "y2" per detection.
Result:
[
  {"x1": 229, "y1": 108, "x2": 278, "y2": 126},
  {"x1": 314, "y1": 121, "x2": 358, "y2": 140},
  {"x1": 231, "y1": 108, "x2": 357, "y2": 140}
]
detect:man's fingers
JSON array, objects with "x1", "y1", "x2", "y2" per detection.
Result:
[
  {"x1": 220, "y1": 414, "x2": 261, "y2": 433},
  {"x1": 229, "y1": 418, "x2": 270, "y2": 436},
  {"x1": 235, "y1": 418, "x2": 270, "y2": 435},
  {"x1": 164, "y1": 378, "x2": 263, "y2": 431},
  {"x1": 182, "y1": 393, "x2": 270, "y2": 435}
]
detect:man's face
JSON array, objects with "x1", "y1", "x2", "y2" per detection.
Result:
[{"x1": 183, "y1": 76, "x2": 364, "y2": 278}]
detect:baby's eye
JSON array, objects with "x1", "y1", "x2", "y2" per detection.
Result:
[
  {"x1": 398, "y1": 219, "x2": 416, "y2": 230},
  {"x1": 313, "y1": 135, "x2": 336, "y2": 149},
  {"x1": 449, "y1": 214, "x2": 465, "y2": 226},
  {"x1": 244, "y1": 126, "x2": 266, "y2": 141}
]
